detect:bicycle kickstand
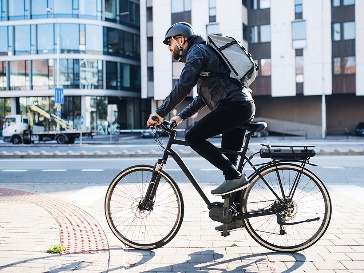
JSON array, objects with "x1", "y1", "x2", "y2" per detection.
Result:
[{"x1": 221, "y1": 194, "x2": 233, "y2": 237}]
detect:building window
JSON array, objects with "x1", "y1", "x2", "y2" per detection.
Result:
[
  {"x1": 0, "y1": 26, "x2": 7, "y2": 55},
  {"x1": 0, "y1": 61, "x2": 6, "y2": 90},
  {"x1": 295, "y1": 56, "x2": 304, "y2": 83},
  {"x1": 333, "y1": 57, "x2": 356, "y2": 74},
  {"x1": 343, "y1": 0, "x2": 355, "y2": 5},
  {"x1": 8, "y1": 0, "x2": 28, "y2": 20},
  {"x1": 295, "y1": 0, "x2": 303, "y2": 12},
  {"x1": 105, "y1": 0, "x2": 117, "y2": 21},
  {"x1": 80, "y1": 59, "x2": 102, "y2": 89},
  {"x1": 250, "y1": 26, "x2": 258, "y2": 43},
  {"x1": 14, "y1": 25, "x2": 31, "y2": 55},
  {"x1": 171, "y1": 0, "x2": 191, "y2": 13},
  {"x1": 37, "y1": 24, "x2": 54, "y2": 54},
  {"x1": 292, "y1": 20, "x2": 306, "y2": 48},
  {"x1": 333, "y1": 22, "x2": 355, "y2": 41},
  {"x1": 106, "y1": 61, "x2": 117, "y2": 90},
  {"x1": 86, "y1": 25, "x2": 103, "y2": 54},
  {"x1": 260, "y1": 0, "x2": 270, "y2": 9},
  {"x1": 251, "y1": 0, "x2": 258, "y2": 9},
  {"x1": 344, "y1": 56, "x2": 356, "y2": 74},
  {"x1": 343, "y1": 22, "x2": 355, "y2": 40},
  {"x1": 295, "y1": 0, "x2": 303, "y2": 19},
  {"x1": 207, "y1": 23, "x2": 219, "y2": 34},
  {"x1": 260, "y1": 25, "x2": 271, "y2": 42},
  {"x1": 209, "y1": 0, "x2": 216, "y2": 22},
  {"x1": 332, "y1": 0, "x2": 340, "y2": 6},
  {"x1": 32, "y1": 60, "x2": 54, "y2": 90},
  {"x1": 60, "y1": 24, "x2": 80, "y2": 53},
  {"x1": 10, "y1": 60, "x2": 30, "y2": 90},
  {"x1": 172, "y1": 62, "x2": 184, "y2": 79},
  {"x1": 333, "y1": 23, "x2": 341, "y2": 41},
  {"x1": 243, "y1": 23, "x2": 248, "y2": 41},
  {"x1": 333, "y1": 57, "x2": 341, "y2": 74},
  {"x1": 260, "y1": 59, "x2": 271, "y2": 76}
]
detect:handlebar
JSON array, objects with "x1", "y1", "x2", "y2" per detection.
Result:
[{"x1": 150, "y1": 117, "x2": 177, "y2": 134}]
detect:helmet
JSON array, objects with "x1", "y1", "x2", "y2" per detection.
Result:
[{"x1": 163, "y1": 22, "x2": 195, "y2": 45}]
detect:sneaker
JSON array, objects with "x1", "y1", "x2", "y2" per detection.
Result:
[
  {"x1": 215, "y1": 219, "x2": 244, "y2": 231},
  {"x1": 211, "y1": 175, "x2": 249, "y2": 195}
]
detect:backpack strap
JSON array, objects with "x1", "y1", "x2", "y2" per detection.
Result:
[{"x1": 200, "y1": 71, "x2": 243, "y2": 86}]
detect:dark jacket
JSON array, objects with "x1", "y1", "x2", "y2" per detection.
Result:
[{"x1": 156, "y1": 35, "x2": 254, "y2": 119}]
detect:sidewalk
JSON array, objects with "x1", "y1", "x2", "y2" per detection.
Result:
[{"x1": 1, "y1": 181, "x2": 364, "y2": 272}]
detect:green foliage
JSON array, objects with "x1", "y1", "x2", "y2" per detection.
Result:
[{"x1": 47, "y1": 244, "x2": 67, "y2": 254}]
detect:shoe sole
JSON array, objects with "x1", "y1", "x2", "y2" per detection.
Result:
[{"x1": 212, "y1": 183, "x2": 249, "y2": 196}]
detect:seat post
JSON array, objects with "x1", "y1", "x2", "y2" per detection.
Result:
[{"x1": 237, "y1": 131, "x2": 253, "y2": 172}]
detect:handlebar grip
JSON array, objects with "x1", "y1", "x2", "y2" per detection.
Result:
[{"x1": 151, "y1": 116, "x2": 159, "y2": 121}]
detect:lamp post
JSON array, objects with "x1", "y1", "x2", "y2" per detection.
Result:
[
  {"x1": 46, "y1": 8, "x2": 60, "y2": 89},
  {"x1": 46, "y1": 8, "x2": 62, "y2": 131}
]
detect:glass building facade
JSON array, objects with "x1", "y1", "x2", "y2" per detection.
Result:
[{"x1": 0, "y1": 0, "x2": 147, "y2": 134}]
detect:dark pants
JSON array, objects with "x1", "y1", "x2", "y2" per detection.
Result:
[{"x1": 185, "y1": 100, "x2": 255, "y2": 180}]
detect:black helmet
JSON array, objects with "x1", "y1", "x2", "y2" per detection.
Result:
[{"x1": 163, "y1": 22, "x2": 195, "y2": 44}]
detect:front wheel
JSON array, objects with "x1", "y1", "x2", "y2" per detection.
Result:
[
  {"x1": 105, "y1": 165, "x2": 184, "y2": 250},
  {"x1": 242, "y1": 163, "x2": 332, "y2": 252}
]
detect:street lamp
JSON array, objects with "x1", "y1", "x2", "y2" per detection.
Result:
[
  {"x1": 46, "y1": 8, "x2": 60, "y2": 89},
  {"x1": 46, "y1": 8, "x2": 62, "y2": 131}
]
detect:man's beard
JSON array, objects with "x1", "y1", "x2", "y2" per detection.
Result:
[{"x1": 172, "y1": 46, "x2": 182, "y2": 61}]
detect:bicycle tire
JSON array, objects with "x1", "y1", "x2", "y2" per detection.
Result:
[
  {"x1": 242, "y1": 163, "x2": 331, "y2": 252},
  {"x1": 105, "y1": 165, "x2": 184, "y2": 250}
]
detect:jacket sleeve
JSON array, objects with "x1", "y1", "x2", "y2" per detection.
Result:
[
  {"x1": 177, "y1": 95, "x2": 206, "y2": 119},
  {"x1": 156, "y1": 45, "x2": 206, "y2": 118}
]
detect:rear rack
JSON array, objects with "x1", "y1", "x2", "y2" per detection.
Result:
[{"x1": 260, "y1": 145, "x2": 316, "y2": 160}]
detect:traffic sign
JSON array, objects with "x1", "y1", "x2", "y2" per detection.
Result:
[{"x1": 54, "y1": 87, "x2": 64, "y2": 104}]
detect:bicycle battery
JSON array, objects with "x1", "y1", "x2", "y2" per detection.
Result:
[{"x1": 260, "y1": 147, "x2": 316, "y2": 159}]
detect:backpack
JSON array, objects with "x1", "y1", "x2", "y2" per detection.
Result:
[{"x1": 204, "y1": 34, "x2": 259, "y2": 86}]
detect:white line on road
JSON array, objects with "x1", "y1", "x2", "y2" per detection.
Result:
[
  {"x1": 81, "y1": 169, "x2": 105, "y2": 172},
  {"x1": 42, "y1": 169, "x2": 67, "y2": 172},
  {"x1": 2, "y1": 170, "x2": 28, "y2": 172}
]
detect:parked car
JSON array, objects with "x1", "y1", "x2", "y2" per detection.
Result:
[
  {"x1": 356, "y1": 122, "x2": 364, "y2": 136},
  {"x1": 141, "y1": 128, "x2": 154, "y2": 138}
]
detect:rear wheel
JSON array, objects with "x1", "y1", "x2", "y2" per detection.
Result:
[
  {"x1": 56, "y1": 134, "x2": 66, "y2": 144},
  {"x1": 105, "y1": 165, "x2": 184, "y2": 250},
  {"x1": 242, "y1": 163, "x2": 331, "y2": 252}
]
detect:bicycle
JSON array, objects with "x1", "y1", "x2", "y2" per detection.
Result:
[{"x1": 105, "y1": 120, "x2": 332, "y2": 252}]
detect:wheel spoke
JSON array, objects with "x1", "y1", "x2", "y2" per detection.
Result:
[
  {"x1": 243, "y1": 163, "x2": 331, "y2": 252},
  {"x1": 105, "y1": 166, "x2": 183, "y2": 250}
]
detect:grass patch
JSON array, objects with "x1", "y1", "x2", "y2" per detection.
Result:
[{"x1": 47, "y1": 244, "x2": 67, "y2": 254}]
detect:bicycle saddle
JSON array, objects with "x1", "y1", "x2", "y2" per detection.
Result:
[{"x1": 240, "y1": 121, "x2": 267, "y2": 133}]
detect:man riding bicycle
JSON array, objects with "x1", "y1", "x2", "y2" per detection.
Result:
[{"x1": 147, "y1": 22, "x2": 255, "y2": 230}]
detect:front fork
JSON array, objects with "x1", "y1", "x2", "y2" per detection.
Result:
[{"x1": 138, "y1": 161, "x2": 164, "y2": 211}]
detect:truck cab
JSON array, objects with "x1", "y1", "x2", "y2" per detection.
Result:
[{"x1": 2, "y1": 115, "x2": 30, "y2": 144}]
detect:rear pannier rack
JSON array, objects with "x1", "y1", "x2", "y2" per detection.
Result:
[{"x1": 260, "y1": 145, "x2": 316, "y2": 160}]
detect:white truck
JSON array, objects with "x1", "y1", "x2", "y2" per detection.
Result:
[{"x1": 2, "y1": 104, "x2": 91, "y2": 144}]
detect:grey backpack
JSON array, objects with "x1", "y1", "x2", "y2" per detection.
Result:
[{"x1": 205, "y1": 34, "x2": 259, "y2": 86}]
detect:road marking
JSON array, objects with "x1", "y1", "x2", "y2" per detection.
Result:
[
  {"x1": 322, "y1": 166, "x2": 345, "y2": 169},
  {"x1": 2, "y1": 169, "x2": 28, "y2": 172},
  {"x1": 42, "y1": 169, "x2": 67, "y2": 172},
  {"x1": 81, "y1": 169, "x2": 104, "y2": 172}
]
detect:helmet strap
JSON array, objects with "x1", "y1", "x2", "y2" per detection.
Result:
[{"x1": 171, "y1": 36, "x2": 184, "y2": 61}]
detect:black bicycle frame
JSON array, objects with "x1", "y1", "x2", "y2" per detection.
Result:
[{"x1": 141, "y1": 127, "x2": 306, "y2": 219}]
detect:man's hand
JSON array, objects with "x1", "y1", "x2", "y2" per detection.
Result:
[
  {"x1": 147, "y1": 113, "x2": 163, "y2": 127},
  {"x1": 170, "y1": 116, "x2": 183, "y2": 125}
]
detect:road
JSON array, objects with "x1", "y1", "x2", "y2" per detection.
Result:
[{"x1": 0, "y1": 156, "x2": 363, "y2": 188}]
